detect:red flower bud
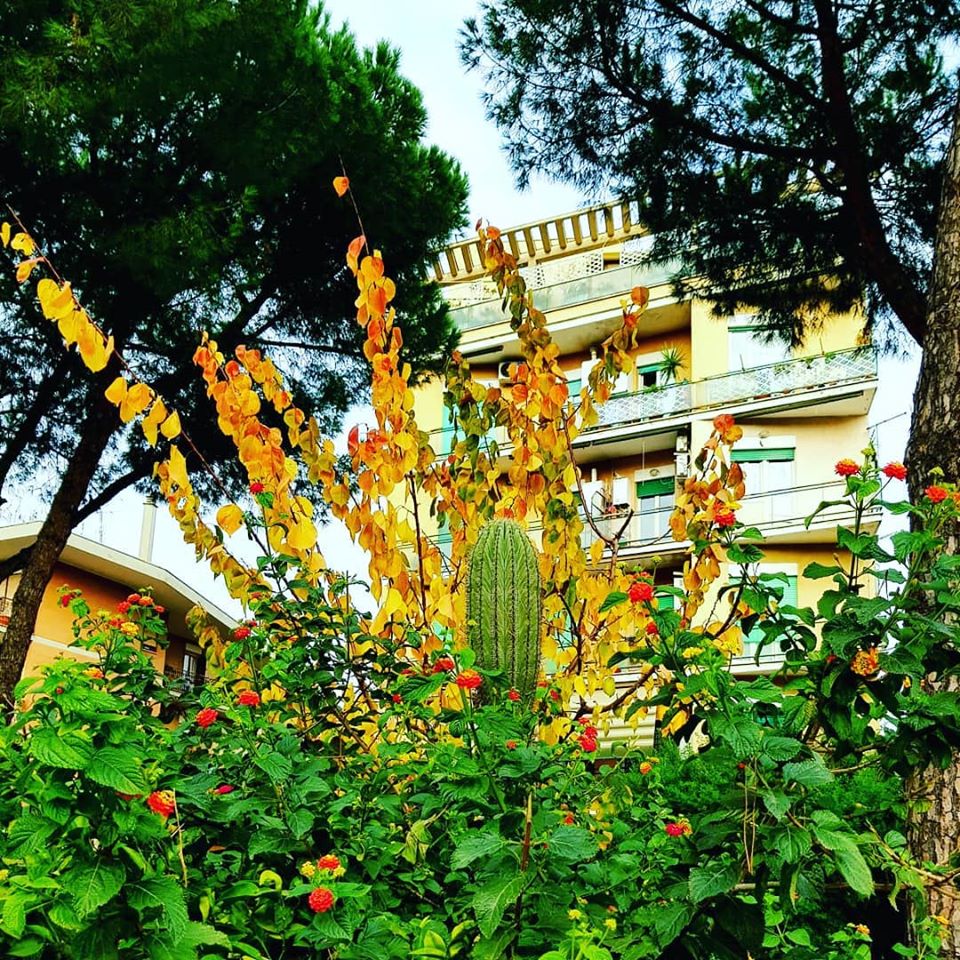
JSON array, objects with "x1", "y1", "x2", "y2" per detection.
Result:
[
  {"x1": 196, "y1": 708, "x2": 218, "y2": 729},
  {"x1": 308, "y1": 887, "x2": 335, "y2": 913},
  {"x1": 628, "y1": 580, "x2": 654, "y2": 603}
]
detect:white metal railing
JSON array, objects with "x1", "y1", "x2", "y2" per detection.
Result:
[
  {"x1": 591, "y1": 349, "x2": 875, "y2": 429},
  {"x1": 700, "y1": 350, "x2": 876, "y2": 406},
  {"x1": 427, "y1": 350, "x2": 875, "y2": 458},
  {"x1": 434, "y1": 200, "x2": 645, "y2": 283},
  {"x1": 579, "y1": 479, "x2": 872, "y2": 554}
]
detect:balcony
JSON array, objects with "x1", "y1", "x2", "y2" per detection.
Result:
[
  {"x1": 448, "y1": 261, "x2": 679, "y2": 332},
  {"x1": 428, "y1": 348, "x2": 876, "y2": 458},
  {"x1": 580, "y1": 478, "x2": 880, "y2": 558},
  {"x1": 163, "y1": 665, "x2": 206, "y2": 689},
  {"x1": 592, "y1": 348, "x2": 876, "y2": 432}
]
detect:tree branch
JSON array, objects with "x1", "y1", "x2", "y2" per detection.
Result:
[
  {"x1": 812, "y1": 0, "x2": 928, "y2": 342},
  {"x1": 75, "y1": 460, "x2": 154, "y2": 525}
]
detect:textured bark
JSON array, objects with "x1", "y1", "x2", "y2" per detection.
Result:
[
  {"x1": 0, "y1": 403, "x2": 115, "y2": 707},
  {"x1": 906, "y1": 91, "x2": 960, "y2": 956}
]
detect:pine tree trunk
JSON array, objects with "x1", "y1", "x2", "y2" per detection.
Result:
[
  {"x1": 0, "y1": 403, "x2": 116, "y2": 707},
  {"x1": 906, "y1": 91, "x2": 960, "y2": 956}
]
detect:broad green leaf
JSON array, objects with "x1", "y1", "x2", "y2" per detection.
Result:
[
  {"x1": 599, "y1": 591, "x2": 627, "y2": 613},
  {"x1": 67, "y1": 861, "x2": 125, "y2": 917},
  {"x1": 149, "y1": 921, "x2": 231, "y2": 960},
  {"x1": 472, "y1": 930, "x2": 516, "y2": 960},
  {"x1": 86, "y1": 747, "x2": 146, "y2": 795},
  {"x1": 834, "y1": 842, "x2": 874, "y2": 898},
  {"x1": 8, "y1": 937, "x2": 44, "y2": 957},
  {"x1": 285, "y1": 807, "x2": 314, "y2": 839},
  {"x1": 547, "y1": 825, "x2": 598, "y2": 863},
  {"x1": 713, "y1": 716, "x2": 762, "y2": 759},
  {"x1": 803, "y1": 561, "x2": 845, "y2": 580},
  {"x1": 48, "y1": 902, "x2": 82, "y2": 931},
  {"x1": 762, "y1": 790, "x2": 791, "y2": 821},
  {"x1": 129, "y1": 876, "x2": 189, "y2": 942},
  {"x1": 761, "y1": 736, "x2": 802, "y2": 762},
  {"x1": 782, "y1": 757, "x2": 833, "y2": 788},
  {"x1": 472, "y1": 874, "x2": 528, "y2": 938},
  {"x1": 653, "y1": 901, "x2": 694, "y2": 947},
  {"x1": 254, "y1": 751, "x2": 292, "y2": 783},
  {"x1": 772, "y1": 825, "x2": 812, "y2": 863},
  {"x1": 29, "y1": 728, "x2": 92, "y2": 770},
  {"x1": 451, "y1": 832, "x2": 506, "y2": 870},
  {"x1": 2, "y1": 891, "x2": 27, "y2": 938},
  {"x1": 688, "y1": 861, "x2": 739, "y2": 903}
]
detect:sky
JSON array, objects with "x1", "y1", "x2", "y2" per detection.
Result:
[{"x1": 2, "y1": 0, "x2": 921, "y2": 618}]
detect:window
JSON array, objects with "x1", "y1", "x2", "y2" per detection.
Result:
[
  {"x1": 728, "y1": 323, "x2": 792, "y2": 371},
  {"x1": 732, "y1": 447, "x2": 796, "y2": 521},
  {"x1": 635, "y1": 477, "x2": 675, "y2": 540},
  {"x1": 181, "y1": 650, "x2": 205, "y2": 689},
  {"x1": 638, "y1": 362, "x2": 668, "y2": 388}
]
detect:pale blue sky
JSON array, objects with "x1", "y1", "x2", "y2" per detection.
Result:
[{"x1": 321, "y1": 0, "x2": 585, "y2": 229}]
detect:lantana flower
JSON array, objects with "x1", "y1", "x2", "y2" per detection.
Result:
[
  {"x1": 196, "y1": 707, "x2": 219, "y2": 728},
  {"x1": 628, "y1": 580, "x2": 654, "y2": 603},
  {"x1": 147, "y1": 790, "x2": 176, "y2": 818},
  {"x1": 455, "y1": 670, "x2": 482, "y2": 690},
  {"x1": 308, "y1": 887, "x2": 335, "y2": 913}
]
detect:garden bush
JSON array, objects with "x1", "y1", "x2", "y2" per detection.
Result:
[{"x1": 0, "y1": 195, "x2": 958, "y2": 959}]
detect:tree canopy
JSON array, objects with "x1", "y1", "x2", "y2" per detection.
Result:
[
  {"x1": 462, "y1": 0, "x2": 960, "y2": 346},
  {"x1": 0, "y1": 0, "x2": 468, "y2": 519}
]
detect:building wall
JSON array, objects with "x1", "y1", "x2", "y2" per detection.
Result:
[{"x1": 2, "y1": 563, "x2": 192, "y2": 680}]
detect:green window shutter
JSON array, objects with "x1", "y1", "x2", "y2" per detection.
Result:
[
  {"x1": 635, "y1": 477, "x2": 675, "y2": 497},
  {"x1": 637, "y1": 362, "x2": 662, "y2": 375},
  {"x1": 567, "y1": 378, "x2": 582, "y2": 396},
  {"x1": 742, "y1": 574, "x2": 797, "y2": 651},
  {"x1": 731, "y1": 447, "x2": 795, "y2": 463}
]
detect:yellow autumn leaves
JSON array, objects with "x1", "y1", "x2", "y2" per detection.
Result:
[
  {"x1": 3, "y1": 220, "x2": 184, "y2": 448},
  {"x1": 104, "y1": 377, "x2": 180, "y2": 443}
]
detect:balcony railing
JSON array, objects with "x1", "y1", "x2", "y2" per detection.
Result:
[
  {"x1": 448, "y1": 261, "x2": 679, "y2": 331},
  {"x1": 580, "y1": 479, "x2": 875, "y2": 555},
  {"x1": 592, "y1": 348, "x2": 876, "y2": 431},
  {"x1": 164, "y1": 666, "x2": 206, "y2": 688},
  {"x1": 428, "y1": 349, "x2": 876, "y2": 456}
]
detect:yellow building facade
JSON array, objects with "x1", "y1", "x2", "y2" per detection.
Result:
[
  {"x1": 0, "y1": 518, "x2": 235, "y2": 687},
  {"x1": 420, "y1": 201, "x2": 879, "y2": 678}
]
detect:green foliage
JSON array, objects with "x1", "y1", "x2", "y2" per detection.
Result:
[
  {"x1": 1, "y1": 473, "x2": 959, "y2": 957},
  {"x1": 0, "y1": 0, "x2": 468, "y2": 511},
  {"x1": 468, "y1": 518, "x2": 543, "y2": 702}
]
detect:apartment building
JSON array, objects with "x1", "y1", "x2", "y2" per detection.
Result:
[{"x1": 420, "y1": 200, "x2": 879, "y2": 679}]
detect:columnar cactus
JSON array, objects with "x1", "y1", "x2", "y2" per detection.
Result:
[{"x1": 466, "y1": 518, "x2": 542, "y2": 701}]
